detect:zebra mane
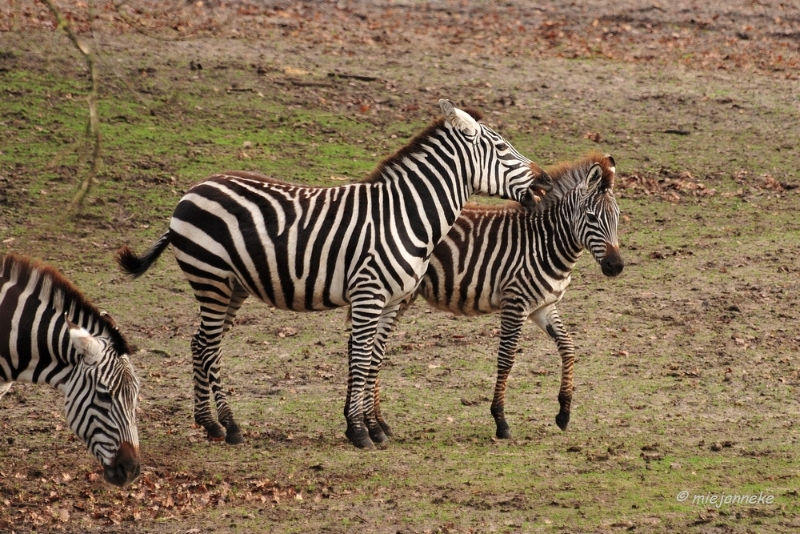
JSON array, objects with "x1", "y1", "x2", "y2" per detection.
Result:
[
  {"x1": 361, "y1": 108, "x2": 484, "y2": 184},
  {"x1": 209, "y1": 108, "x2": 487, "y2": 188},
  {"x1": 0, "y1": 253, "x2": 133, "y2": 357},
  {"x1": 527, "y1": 151, "x2": 615, "y2": 215}
]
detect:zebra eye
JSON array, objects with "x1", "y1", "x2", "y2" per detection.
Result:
[
  {"x1": 496, "y1": 143, "x2": 509, "y2": 151},
  {"x1": 586, "y1": 212, "x2": 599, "y2": 223},
  {"x1": 96, "y1": 390, "x2": 112, "y2": 404}
]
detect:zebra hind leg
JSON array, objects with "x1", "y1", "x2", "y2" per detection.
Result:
[
  {"x1": 212, "y1": 283, "x2": 250, "y2": 444},
  {"x1": 491, "y1": 305, "x2": 527, "y2": 439},
  {"x1": 192, "y1": 331, "x2": 227, "y2": 441},
  {"x1": 531, "y1": 304, "x2": 574, "y2": 431},
  {"x1": 372, "y1": 376, "x2": 392, "y2": 438},
  {"x1": 189, "y1": 279, "x2": 246, "y2": 445}
]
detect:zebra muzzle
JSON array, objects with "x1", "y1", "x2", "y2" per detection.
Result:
[
  {"x1": 601, "y1": 243, "x2": 624, "y2": 277},
  {"x1": 103, "y1": 441, "x2": 141, "y2": 487}
]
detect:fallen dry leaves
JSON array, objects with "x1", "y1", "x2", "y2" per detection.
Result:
[
  {"x1": 1, "y1": 468, "x2": 317, "y2": 529},
  {"x1": 616, "y1": 167, "x2": 796, "y2": 203}
]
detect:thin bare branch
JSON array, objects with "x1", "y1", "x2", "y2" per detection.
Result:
[{"x1": 39, "y1": 0, "x2": 102, "y2": 208}]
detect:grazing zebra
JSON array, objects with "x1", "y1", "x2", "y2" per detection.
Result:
[
  {"x1": 367, "y1": 152, "x2": 623, "y2": 440},
  {"x1": 116, "y1": 100, "x2": 538, "y2": 449},
  {"x1": 0, "y1": 253, "x2": 140, "y2": 486}
]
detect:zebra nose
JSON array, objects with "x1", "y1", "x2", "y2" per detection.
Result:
[
  {"x1": 103, "y1": 441, "x2": 141, "y2": 487},
  {"x1": 601, "y1": 244, "x2": 624, "y2": 277}
]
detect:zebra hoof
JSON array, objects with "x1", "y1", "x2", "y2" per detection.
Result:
[
  {"x1": 495, "y1": 427, "x2": 512, "y2": 440},
  {"x1": 378, "y1": 420, "x2": 393, "y2": 437},
  {"x1": 369, "y1": 428, "x2": 389, "y2": 445},
  {"x1": 205, "y1": 422, "x2": 226, "y2": 441},
  {"x1": 555, "y1": 411, "x2": 570, "y2": 431},
  {"x1": 345, "y1": 425, "x2": 375, "y2": 450},
  {"x1": 225, "y1": 431, "x2": 245, "y2": 445},
  {"x1": 223, "y1": 422, "x2": 244, "y2": 445}
]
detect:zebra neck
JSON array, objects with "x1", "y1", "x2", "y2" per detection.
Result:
[
  {"x1": 2, "y1": 308, "x2": 77, "y2": 391},
  {"x1": 539, "y1": 196, "x2": 585, "y2": 266},
  {"x1": 377, "y1": 153, "x2": 473, "y2": 245}
]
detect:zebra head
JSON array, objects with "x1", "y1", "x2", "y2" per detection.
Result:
[
  {"x1": 439, "y1": 99, "x2": 534, "y2": 203},
  {"x1": 577, "y1": 158, "x2": 624, "y2": 277},
  {"x1": 64, "y1": 321, "x2": 141, "y2": 487}
]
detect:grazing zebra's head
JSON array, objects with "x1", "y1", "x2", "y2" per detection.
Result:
[
  {"x1": 577, "y1": 157, "x2": 624, "y2": 277},
  {"x1": 64, "y1": 320, "x2": 141, "y2": 487},
  {"x1": 439, "y1": 99, "x2": 535, "y2": 203}
]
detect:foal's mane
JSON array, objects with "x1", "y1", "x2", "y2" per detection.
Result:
[
  {"x1": 0, "y1": 253, "x2": 132, "y2": 357},
  {"x1": 528, "y1": 151, "x2": 614, "y2": 215}
]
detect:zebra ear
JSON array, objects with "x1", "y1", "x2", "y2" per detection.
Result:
[
  {"x1": 68, "y1": 321, "x2": 103, "y2": 366},
  {"x1": 602, "y1": 154, "x2": 616, "y2": 190},
  {"x1": 584, "y1": 163, "x2": 604, "y2": 193},
  {"x1": 529, "y1": 163, "x2": 554, "y2": 192},
  {"x1": 439, "y1": 99, "x2": 479, "y2": 137}
]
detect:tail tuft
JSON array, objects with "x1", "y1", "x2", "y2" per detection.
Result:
[
  {"x1": 116, "y1": 246, "x2": 149, "y2": 278},
  {"x1": 115, "y1": 231, "x2": 170, "y2": 279}
]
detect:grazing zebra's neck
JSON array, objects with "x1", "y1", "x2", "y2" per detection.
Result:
[{"x1": 0, "y1": 254, "x2": 130, "y2": 389}]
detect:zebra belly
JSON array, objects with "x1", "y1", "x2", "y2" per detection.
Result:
[{"x1": 527, "y1": 275, "x2": 572, "y2": 316}]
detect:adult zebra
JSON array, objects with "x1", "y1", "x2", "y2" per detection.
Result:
[
  {"x1": 116, "y1": 100, "x2": 538, "y2": 449},
  {"x1": 0, "y1": 253, "x2": 141, "y2": 487},
  {"x1": 367, "y1": 152, "x2": 623, "y2": 440}
]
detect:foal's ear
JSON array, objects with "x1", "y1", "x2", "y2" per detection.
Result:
[
  {"x1": 599, "y1": 154, "x2": 617, "y2": 191},
  {"x1": 67, "y1": 317, "x2": 103, "y2": 366},
  {"x1": 100, "y1": 310, "x2": 117, "y2": 329},
  {"x1": 439, "y1": 99, "x2": 479, "y2": 137},
  {"x1": 529, "y1": 163, "x2": 554, "y2": 192},
  {"x1": 584, "y1": 163, "x2": 604, "y2": 193}
]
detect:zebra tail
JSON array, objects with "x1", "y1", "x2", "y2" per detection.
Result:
[{"x1": 116, "y1": 231, "x2": 170, "y2": 279}]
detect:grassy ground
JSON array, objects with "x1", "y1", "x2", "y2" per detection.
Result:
[{"x1": 1, "y1": 2, "x2": 799, "y2": 532}]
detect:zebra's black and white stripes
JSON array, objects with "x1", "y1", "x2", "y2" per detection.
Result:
[
  {"x1": 0, "y1": 253, "x2": 140, "y2": 487},
  {"x1": 117, "y1": 100, "x2": 538, "y2": 449},
  {"x1": 369, "y1": 152, "x2": 623, "y2": 439}
]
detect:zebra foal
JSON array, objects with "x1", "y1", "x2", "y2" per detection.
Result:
[
  {"x1": 116, "y1": 100, "x2": 538, "y2": 449},
  {"x1": 0, "y1": 253, "x2": 140, "y2": 486},
  {"x1": 369, "y1": 152, "x2": 623, "y2": 440}
]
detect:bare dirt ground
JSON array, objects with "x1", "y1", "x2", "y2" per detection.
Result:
[{"x1": 0, "y1": 1, "x2": 799, "y2": 533}]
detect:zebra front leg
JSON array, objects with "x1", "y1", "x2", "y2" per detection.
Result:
[
  {"x1": 531, "y1": 304, "x2": 574, "y2": 431},
  {"x1": 491, "y1": 306, "x2": 527, "y2": 439},
  {"x1": 362, "y1": 304, "x2": 401, "y2": 443},
  {"x1": 343, "y1": 298, "x2": 385, "y2": 450},
  {"x1": 344, "y1": 333, "x2": 389, "y2": 445}
]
